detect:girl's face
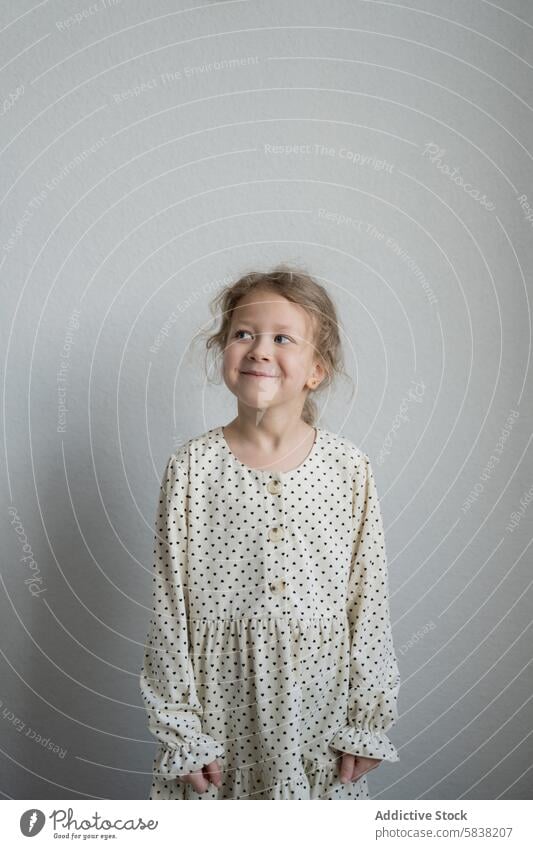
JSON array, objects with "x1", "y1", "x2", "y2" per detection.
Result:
[{"x1": 222, "y1": 288, "x2": 324, "y2": 412}]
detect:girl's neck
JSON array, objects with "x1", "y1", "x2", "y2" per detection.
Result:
[{"x1": 222, "y1": 419, "x2": 317, "y2": 473}]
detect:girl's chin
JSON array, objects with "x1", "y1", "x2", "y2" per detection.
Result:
[
  {"x1": 231, "y1": 385, "x2": 281, "y2": 405},
  {"x1": 237, "y1": 391, "x2": 279, "y2": 405}
]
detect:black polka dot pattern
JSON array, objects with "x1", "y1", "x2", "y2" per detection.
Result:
[{"x1": 139, "y1": 426, "x2": 400, "y2": 800}]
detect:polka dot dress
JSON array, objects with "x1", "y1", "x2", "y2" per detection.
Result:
[{"x1": 139, "y1": 426, "x2": 401, "y2": 800}]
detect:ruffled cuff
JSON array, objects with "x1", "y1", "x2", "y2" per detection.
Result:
[
  {"x1": 328, "y1": 725, "x2": 399, "y2": 762},
  {"x1": 153, "y1": 733, "x2": 225, "y2": 778}
]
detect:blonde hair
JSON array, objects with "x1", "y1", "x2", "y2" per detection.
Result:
[{"x1": 199, "y1": 263, "x2": 351, "y2": 426}]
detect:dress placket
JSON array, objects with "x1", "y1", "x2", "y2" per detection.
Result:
[{"x1": 265, "y1": 473, "x2": 286, "y2": 616}]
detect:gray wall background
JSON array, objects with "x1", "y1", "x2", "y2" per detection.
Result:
[{"x1": 1, "y1": 0, "x2": 532, "y2": 800}]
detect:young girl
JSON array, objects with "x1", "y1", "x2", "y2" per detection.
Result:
[{"x1": 139, "y1": 264, "x2": 401, "y2": 800}]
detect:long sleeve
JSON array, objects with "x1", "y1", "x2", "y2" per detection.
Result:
[
  {"x1": 139, "y1": 452, "x2": 225, "y2": 778},
  {"x1": 329, "y1": 453, "x2": 401, "y2": 762}
]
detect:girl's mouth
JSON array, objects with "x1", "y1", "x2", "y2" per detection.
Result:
[{"x1": 240, "y1": 371, "x2": 278, "y2": 378}]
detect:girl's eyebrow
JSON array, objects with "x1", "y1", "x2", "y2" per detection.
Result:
[{"x1": 234, "y1": 322, "x2": 296, "y2": 332}]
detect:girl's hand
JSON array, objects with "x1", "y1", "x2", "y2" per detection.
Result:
[
  {"x1": 178, "y1": 759, "x2": 223, "y2": 794},
  {"x1": 338, "y1": 752, "x2": 382, "y2": 783}
]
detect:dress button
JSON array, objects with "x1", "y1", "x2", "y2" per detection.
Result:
[
  {"x1": 269, "y1": 579, "x2": 286, "y2": 594},
  {"x1": 268, "y1": 526, "x2": 283, "y2": 542},
  {"x1": 267, "y1": 479, "x2": 282, "y2": 495}
]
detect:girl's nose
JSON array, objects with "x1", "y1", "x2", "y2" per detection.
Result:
[{"x1": 248, "y1": 333, "x2": 273, "y2": 357}]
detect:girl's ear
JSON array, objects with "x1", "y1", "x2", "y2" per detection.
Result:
[{"x1": 308, "y1": 362, "x2": 327, "y2": 390}]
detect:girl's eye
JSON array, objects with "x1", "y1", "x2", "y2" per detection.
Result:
[{"x1": 233, "y1": 329, "x2": 293, "y2": 343}]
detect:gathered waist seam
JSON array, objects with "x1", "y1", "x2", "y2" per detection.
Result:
[{"x1": 189, "y1": 614, "x2": 344, "y2": 623}]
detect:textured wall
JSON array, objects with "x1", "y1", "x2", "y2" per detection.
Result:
[{"x1": 1, "y1": 0, "x2": 532, "y2": 800}]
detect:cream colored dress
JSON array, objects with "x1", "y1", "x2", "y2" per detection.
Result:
[{"x1": 139, "y1": 425, "x2": 401, "y2": 800}]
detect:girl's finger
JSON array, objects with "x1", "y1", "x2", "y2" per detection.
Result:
[
  {"x1": 204, "y1": 759, "x2": 222, "y2": 787},
  {"x1": 187, "y1": 769, "x2": 210, "y2": 793},
  {"x1": 351, "y1": 759, "x2": 381, "y2": 782},
  {"x1": 339, "y1": 753, "x2": 355, "y2": 783}
]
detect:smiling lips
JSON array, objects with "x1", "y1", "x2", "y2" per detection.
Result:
[{"x1": 240, "y1": 370, "x2": 279, "y2": 378}]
